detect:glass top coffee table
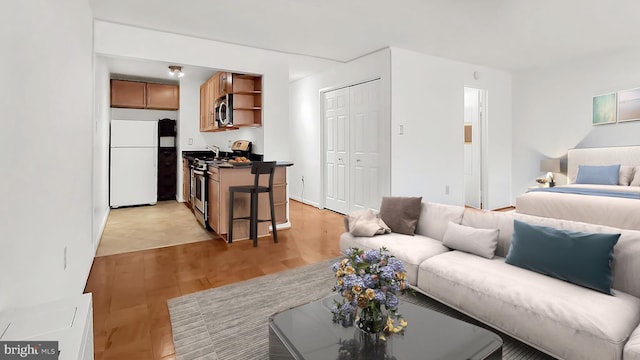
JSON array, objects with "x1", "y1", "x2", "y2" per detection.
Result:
[{"x1": 269, "y1": 294, "x2": 502, "y2": 360}]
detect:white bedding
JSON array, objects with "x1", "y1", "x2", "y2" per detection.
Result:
[
  {"x1": 516, "y1": 146, "x2": 640, "y2": 230},
  {"x1": 516, "y1": 185, "x2": 640, "y2": 230}
]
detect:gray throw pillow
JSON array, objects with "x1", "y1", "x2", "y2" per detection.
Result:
[
  {"x1": 442, "y1": 221, "x2": 499, "y2": 259},
  {"x1": 378, "y1": 196, "x2": 422, "y2": 235}
]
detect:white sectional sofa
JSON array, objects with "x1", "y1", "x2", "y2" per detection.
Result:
[{"x1": 339, "y1": 202, "x2": 640, "y2": 360}]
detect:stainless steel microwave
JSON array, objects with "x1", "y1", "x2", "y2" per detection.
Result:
[{"x1": 214, "y1": 94, "x2": 233, "y2": 126}]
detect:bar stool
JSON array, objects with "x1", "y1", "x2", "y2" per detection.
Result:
[{"x1": 228, "y1": 161, "x2": 278, "y2": 247}]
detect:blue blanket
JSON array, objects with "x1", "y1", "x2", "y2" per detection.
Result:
[{"x1": 528, "y1": 186, "x2": 640, "y2": 200}]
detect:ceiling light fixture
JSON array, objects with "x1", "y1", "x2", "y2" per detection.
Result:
[{"x1": 168, "y1": 65, "x2": 184, "y2": 78}]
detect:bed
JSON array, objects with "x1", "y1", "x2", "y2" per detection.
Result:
[{"x1": 515, "y1": 146, "x2": 640, "y2": 230}]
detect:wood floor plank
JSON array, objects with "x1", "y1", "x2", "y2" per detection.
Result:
[{"x1": 84, "y1": 200, "x2": 343, "y2": 360}]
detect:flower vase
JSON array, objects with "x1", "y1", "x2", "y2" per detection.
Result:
[{"x1": 356, "y1": 306, "x2": 385, "y2": 334}]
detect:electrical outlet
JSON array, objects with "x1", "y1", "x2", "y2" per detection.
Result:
[
  {"x1": 399, "y1": 124, "x2": 404, "y2": 135},
  {"x1": 188, "y1": 138, "x2": 193, "y2": 145},
  {"x1": 445, "y1": 185, "x2": 450, "y2": 195},
  {"x1": 228, "y1": 140, "x2": 232, "y2": 148},
  {"x1": 63, "y1": 246, "x2": 67, "y2": 270}
]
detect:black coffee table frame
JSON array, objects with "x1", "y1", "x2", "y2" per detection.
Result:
[{"x1": 269, "y1": 294, "x2": 502, "y2": 360}]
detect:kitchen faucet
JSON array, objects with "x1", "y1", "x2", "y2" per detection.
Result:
[{"x1": 207, "y1": 145, "x2": 220, "y2": 159}]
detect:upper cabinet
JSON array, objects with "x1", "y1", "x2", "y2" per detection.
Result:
[
  {"x1": 110, "y1": 80, "x2": 146, "y2": 109},
  {"x1": 232, "y1": 75, "x2": 262, "y2": 128},
  {"x1": 110, "y1": 80, "x2": 179, "y2": 110},
  {"x1": 199, "y1": 72, "x2": 262, "y2": 132},
  {"x1": 146, "y1": 83, "x2": 180, "y2": 110}
]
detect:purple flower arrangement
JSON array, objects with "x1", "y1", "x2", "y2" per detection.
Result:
[{"x1": 331, "y1": 247, "x2": 409, "y2": 339}]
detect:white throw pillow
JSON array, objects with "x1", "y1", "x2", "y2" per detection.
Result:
[
  {"x1": 619, "y1": 165, "x2": 635, "y2": 186},
  {"x1": 631, "y1": 166, "x2": 640, "y2": 187},
  {"x1": 442, "y1": 221, "x2": 500, "y2": 259},
  {"x1": 415, "y1": 202, "x2": 465, "y2": 240}
]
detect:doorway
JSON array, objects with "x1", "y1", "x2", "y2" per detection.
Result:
[
  {"x1": 463, "y1": 87, "x2": 487, "y2": 209},
  {"x1": 323, "y1": 79, "x2": 383, "y2": 214}
]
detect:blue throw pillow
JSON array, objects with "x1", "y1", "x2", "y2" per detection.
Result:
[
  {"x1": 505, "y1": 220, "x2": 620, "y2": 295},
  {"x1": 575, "y1": 164, "x2": 621, "y2": 185}
]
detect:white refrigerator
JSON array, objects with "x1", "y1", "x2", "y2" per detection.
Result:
[{"x1": 110, "y1": 120, "x2": 158, "y2": 208}]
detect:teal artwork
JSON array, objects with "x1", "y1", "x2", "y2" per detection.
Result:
[{"x1": 593, "y1": 93, "x2": 617, "y2": 125}]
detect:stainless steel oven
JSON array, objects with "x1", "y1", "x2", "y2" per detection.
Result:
[{"x1": 191, "y1": 166, "x2": 208, "y2": 228}]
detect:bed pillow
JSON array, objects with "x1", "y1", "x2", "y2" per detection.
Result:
[
  {"x1": 378, "y1": 196, "x2": 422, "y2": 235},
  {"x1": 619, "y1": 166, "x2": 635, "y2": 186},
  {"x1": 575, "y1": 164, "x2": 621, "y2": 185},
  {"x1": 442, "y1": 221, "x2": 499, "y2": 259},
  {"x1": 631, "y1": 166, "x2": 640, "y2": 187},
  {"x1": 505, "y1": 220, "x2": 620, "y2": 295}
]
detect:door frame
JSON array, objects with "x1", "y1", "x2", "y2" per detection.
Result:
[
  {"x1": 319, "y1": 77, "x2": 382, "y2": 211},
  {"x1": 463, "y1": 87, "x2": 489, "y2": 209}
]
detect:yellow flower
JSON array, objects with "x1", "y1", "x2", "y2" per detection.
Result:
[
  {"x1": 392, "y1": 326, "x2": 402, "y2": 333},
  {"x1": 379, "y1": 335, "x2": 386, "y2": 341},
  {"x1": 364, "y1": 288, "x2": 375, "y2": 300},
  {"x1": 336, "y1": 269, "x2": 344, "y2": 277},
  {"x1": 337, "y1": 278, "x2": 344, "y2": 286},
  {"x1": 344, "y1": 266, "x2": 356, "y2": 275},
  {"x1": 341, "y1": 259, "x2": 349, "y2": 267},
  {"x1": 352, "y1": 285, "x2": 362, "y2": 294},
  {"x1": 400, "y1": 280, "x2": 406, "y2": 290},
  {"x1": 399, "y1": 319, "x2": 408, "y2": 327},
  {"x1": 395, "y1": 272, "x2": 406, "y2": 280},
  {"x1": 357, "y1": 295, "x2": 369, "y2": 308},
  {"x1": 344, "y1": 291, "x2": 354, "y2": 301},
  {"x1": 384, "y1": 317, "x2": 394, "y2": 331}
]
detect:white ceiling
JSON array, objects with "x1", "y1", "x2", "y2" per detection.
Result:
[{"x1": 90, "y1": 0, "x2": 640, "y2": 73}]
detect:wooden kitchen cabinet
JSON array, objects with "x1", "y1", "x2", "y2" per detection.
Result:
[
  {"x1": 207, "y1": 169, "x2": 220, "y2": 232},
  {"x1": 199, "y1": 72, "x2": 262, "y2": 132},
  {"x1": 218, "y1": 72, "x2": 232, "y2": 97},
  {"x1": 182, "y1": 158, "x2": 191, "y2": 205},
  {"x1": 110, "y1": 80, "x2": 146, "y2": 108},
  {"x1": 111, "y1": 80, "x2": 179, "y2": 110},
  {"x1": 146, "y1": 83, "x2": 179, "y2": 110},
  {"x1": 207, "y1": 165, "x2": 287, "y2": 239},
  {"x1": 199, "y1": 76, "x2": 217, "y2": 131}
]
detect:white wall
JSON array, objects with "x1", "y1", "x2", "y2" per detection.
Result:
[
  {"x1": 93, "y1": 56, "x2": 111, "y2": 251},
  {"x1": 0, "y1": 0, "x2": 95, "y2": 310},
  {"x1": 289, "y1": 49, "x2": 392, "y2": 207},
  {"x1": 94, "y1": 21, "x2": 290, "y2": 162},
  {"x1": 390, "y1": 47, "x2": 513, "y2": 210},
  {"x1": 512, "y1": 48, "x2": 640, "y2": 201}
]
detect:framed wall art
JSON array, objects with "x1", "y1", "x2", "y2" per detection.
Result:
[
  {"x1": 592, "y1": 92, "x2": 617, "y2": 125},
  {"x1": 617, "y1": 87, "x2": 640, "y2": 122}
]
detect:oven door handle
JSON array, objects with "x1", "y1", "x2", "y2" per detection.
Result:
[{"x1": 193, "y1": 170, "x2": 205, "y2": 175}]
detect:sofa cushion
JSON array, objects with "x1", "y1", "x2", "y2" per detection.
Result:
[
  {"x1": 339, "y1": 232, "x2": 448, "y2": 286},
  {"x1": 442, "y1": 221, "x2": 499, "y2": 259},
  {"x1": 624, "y1": 325, "x2": 640, "y2": 360},
  {"x1": 415, "y1": 202, "x2": 465, "y2": 240},
  {"x1": 418, "y1": 251, "x2": 640, "y2": 360},
  {"x1": 461, "y1": 208, "x2": 515, "y2": 257},
  {"x1": 513, "y1": 212, "x2": 640, "y2": 299},
  {"x1": 378, "y1": 196, "x2": 422, "y2": 235},
  {"x1": 506, "y1": 220, "x2": 620, "y2": 294}
]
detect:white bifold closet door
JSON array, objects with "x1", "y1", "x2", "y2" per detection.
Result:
[{"x1": 324, "y1": 80, "x2": 381, "y2": 214}]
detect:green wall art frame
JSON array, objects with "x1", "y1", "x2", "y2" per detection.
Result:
[{"x1": 592, "y1": 92, "x2": 617, "y2": 125}]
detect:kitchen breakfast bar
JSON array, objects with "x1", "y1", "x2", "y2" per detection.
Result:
[{"x1": 207, "y1": 161, "x2": 293, "y2": 241}]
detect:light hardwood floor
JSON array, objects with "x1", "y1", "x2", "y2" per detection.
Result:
[{"x1": 84, "y1": 200, "x2": 344, "y2": 360}]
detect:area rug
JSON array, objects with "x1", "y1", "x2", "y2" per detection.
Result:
[{"x1": 167, "y1": 258, "x2": 554, "y2": 360}]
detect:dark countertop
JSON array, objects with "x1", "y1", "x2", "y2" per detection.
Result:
[{"x1": 208, "y1": 161, "x2": 293, "y2": 169}]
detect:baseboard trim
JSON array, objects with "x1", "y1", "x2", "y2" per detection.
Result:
[{"x1": 289, "y1": 196, "x2": 321, "y2": 209}]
